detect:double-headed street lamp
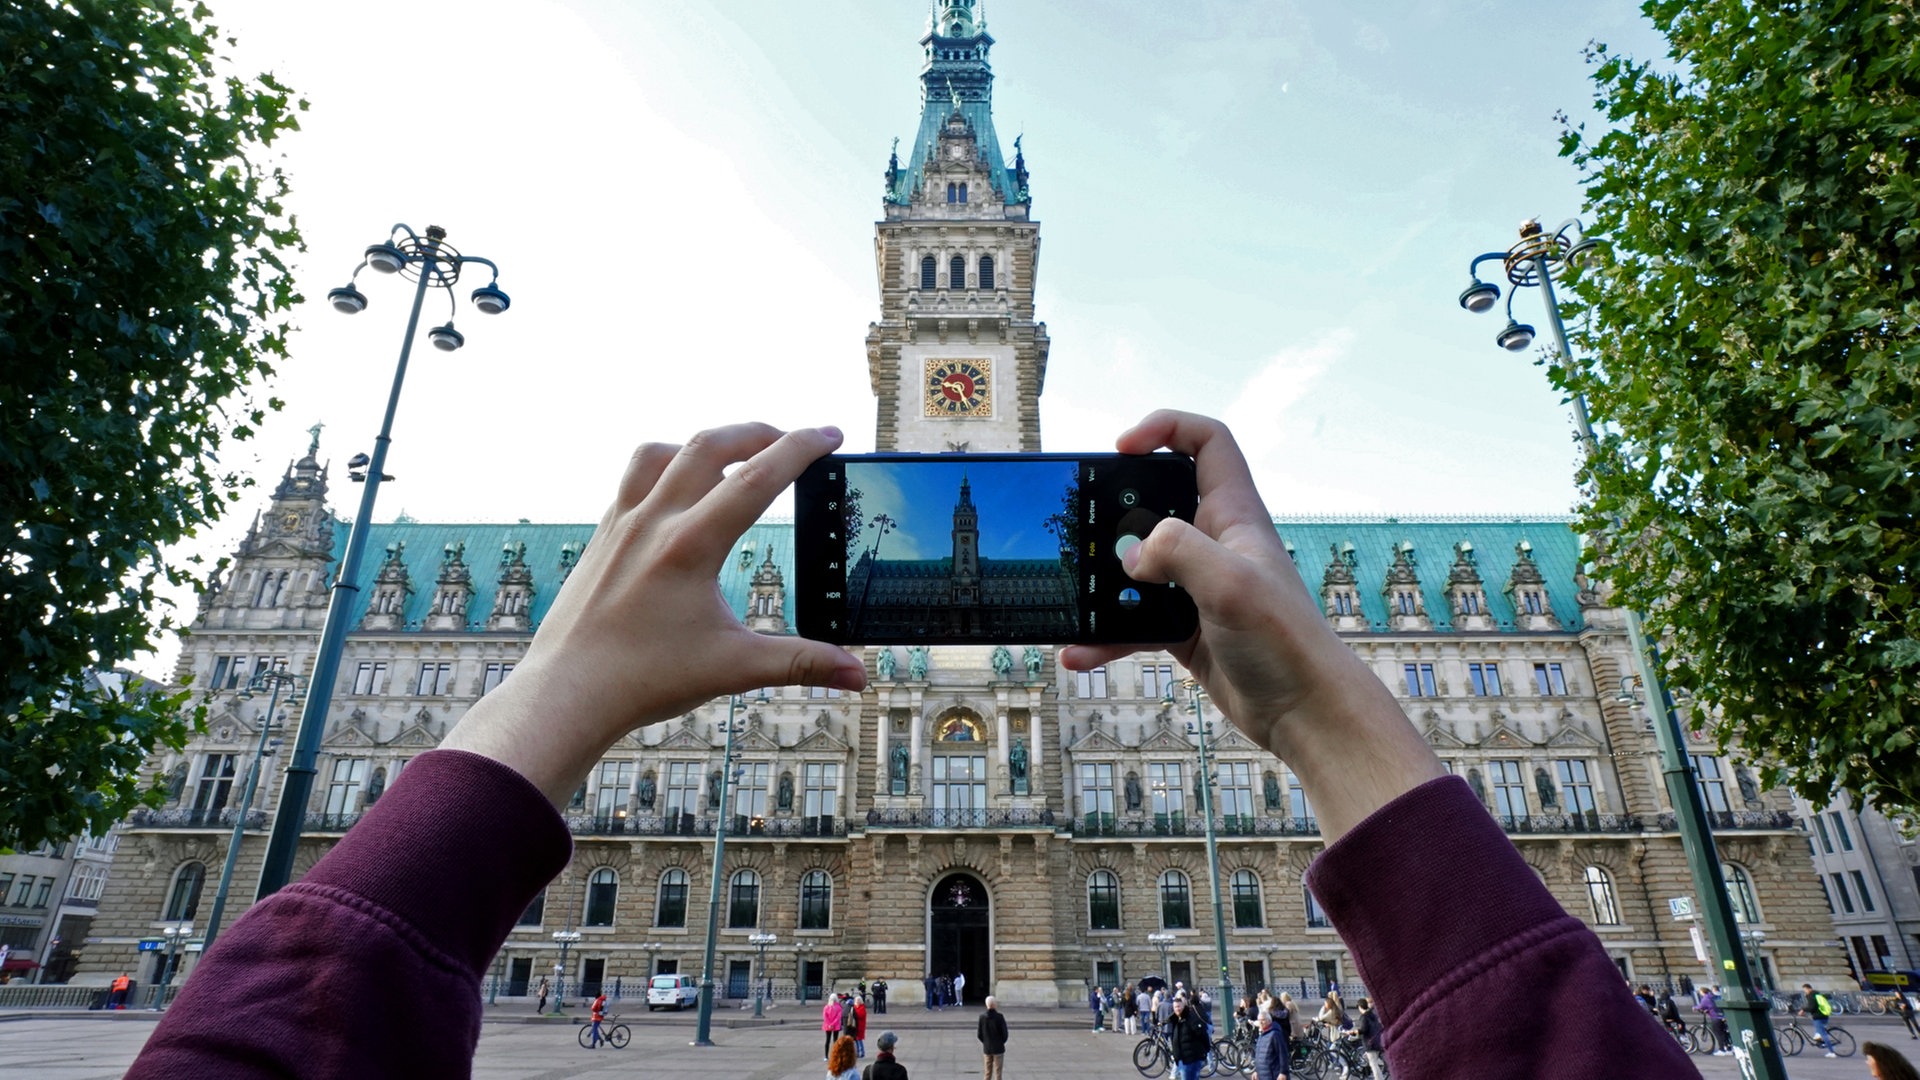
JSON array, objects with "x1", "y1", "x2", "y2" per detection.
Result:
[
  {"x1": 202, "y1": 666, "x2": 304, "y2": 952},
  {"x1": 749, "y1": 932, "x2": 778, "y2": 1017},
  {"x1": 256, "y1": 225, "x2": 510, "y2": 900},
  {"x1": 1459, "y1": 217, "x2": 1785, "y2": 1080},
  {"x1": 695, "y1": 695, "x2": 748, "y2": 1046},
  {"x1": 550, "y1": 925, "x2": 582, "y2": 1015},
  {"x1": 1165, "y1": 679, "x2": 1234, "y2": 1013},
  {"x1": 151, "y1": 920, "x2": 194, "y2": 1010},
  {"x1": 794, "y1": 941, "x2": 818, "y2": 1002},
  {"x1": 1147, "y1": 932, "x2": 1176, "y2": 981}
]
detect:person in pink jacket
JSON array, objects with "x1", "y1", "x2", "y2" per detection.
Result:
[
  {"x1": 822, "y1": 993, "x2": 845, "y2": 1060},
  {"x1": 126, "y1": 415, "x2": 1697, "y2": 1080}
]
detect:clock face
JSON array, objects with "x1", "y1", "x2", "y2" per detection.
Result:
[{"x1": 924, "y1": 359, "x2": 992, "y2": 417}]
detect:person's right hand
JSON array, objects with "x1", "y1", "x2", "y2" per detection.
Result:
[{"x1": 1058, "y1": 410, "x2": 1445, "y2": 843}]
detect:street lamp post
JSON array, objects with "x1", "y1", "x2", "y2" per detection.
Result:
[
  {"x1": 202, "y1": 666, "x2": 303, "y2": 952},
  {"x1": 1459, "y1": 218, "x2": 1786, "y2": 1079},
  {"x1": 256, "y1": 224, "x2": 510, "y2": 900},
  {"x1": 642, "y1": 941, "x2": 662, "y2": 981},
  {"x1": 750, "y1": 933, "x2": 778, "y2": 1017},
  {"x1": 694, "y1": 695, "x2": 746, "y2": 1046},
  {"x1": 550, "y1": 926, "x2": 581, "y2": 1015},
  {"x1": 794, "y1": 941, "x2": 817, "y2": 1003},
  {"x1": 151, "y1": 921, "x2": 193, "y2": 1010},
  {"x1": 1166, "y1": 680, "x2": 1235, "y2": 1016},
  {"x1": 1148, "y1": 932, "x2": 1175, "y2": 982}
]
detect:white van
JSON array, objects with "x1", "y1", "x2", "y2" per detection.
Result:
[{"x1": 647, "y1": 973, "x2": 700, "y2": 1011}]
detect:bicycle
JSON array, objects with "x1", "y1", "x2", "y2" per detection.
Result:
[
  {"x1": 1660, "y1": 1017, "x2": 1695, "y2": 1054},
  {"x1": 1133, "y1": 1027, "x2": 1174, "y2": 1077},
  {"x1": 1774, "y1": 1016, "x2": 1855, "y2": 1057},
  {"x1": 577, "y1": 1014, "x2": 631, "y2": 1049}
]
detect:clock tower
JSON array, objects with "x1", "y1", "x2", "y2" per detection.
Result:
[{"x1": 866, "y1": 0, "x2": 1048, "y2": 453}]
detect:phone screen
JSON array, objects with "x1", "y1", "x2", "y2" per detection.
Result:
[{"x1": 794, "y1": 453, "x2": 1198, "y2": 645}]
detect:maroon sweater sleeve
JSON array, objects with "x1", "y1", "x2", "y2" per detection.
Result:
[
  {"x1": 128, "y1": 750, "x2": 572, "y2": 1080},
  {"x1": 1306, "y1": 775, "x2": 1699, "y2": 1079}
]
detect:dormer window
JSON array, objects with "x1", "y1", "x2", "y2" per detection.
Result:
[
  {"x1": 1333, "y1": 593, "x2": 1353, "y2": 616},
  {"x1": 1522, "y1": 591, "x2": 1543, "y2": 615},
  {"x1": 1462, "y1": 593, "x2": 1480, "y2": 615}
]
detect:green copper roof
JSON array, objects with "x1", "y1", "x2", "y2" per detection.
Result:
[
  {"x1": 886, "y1": 2, "x2": 1026, "y2": 206},
  {"x1": 329, "y1": 516, "x2": 1582, "y2": 638},
  {"x1": 330, "y1": 519, "x2": 797, "y2": 634},
  {"x1": 1275, "y1": 517, "x2": 1586, "y2": 633}
]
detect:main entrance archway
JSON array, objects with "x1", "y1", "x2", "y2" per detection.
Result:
[{"x1": 928, "y1": 871, "x2": 991, "y2": 1005}]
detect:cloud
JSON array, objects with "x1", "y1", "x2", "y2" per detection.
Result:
[
  {"x1": 1354, "y1": 23, "x2": 1390, "y2": 53},
  {"x1": 1221, "y1": 328, "x2": 1352, "y2": 459}
]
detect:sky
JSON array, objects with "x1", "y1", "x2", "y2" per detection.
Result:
[{"x1": 138, "y1": 0, "x2": 1673, "y2": 676}]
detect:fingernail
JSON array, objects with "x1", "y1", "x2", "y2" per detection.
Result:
[
  {"x1": 1121, "y1": 544, "x2": 1141, "y2": 573},
  {"x1": 820, "y1": 426, "x2": 844, "y2": 442},
  {"x1": 832, "y1": 667, "x2": 867, "y2": 692}
]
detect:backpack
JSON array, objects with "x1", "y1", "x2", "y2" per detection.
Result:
[
  {"x1": 842, "y1": 1001, "x2": 859, "y2": 1033},
  {"x1": 1814, "y1": 992, "x2": 1832, "y2": 1018}
]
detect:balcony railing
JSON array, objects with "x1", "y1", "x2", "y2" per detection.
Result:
[
  {"x1": 863, "y1": 807, "x2": 1057, "y2": 830},
  {"x1": 1655, "y1": 809, "x2": 1798, "y2": 831},
  {"x1": 562, "y1": 813, "x2": 849, "y2": 838},
  {"x1": 1070, "y1": 814, "x2": 1318, "y2": 838},
  {"x1": 1494, "y1": 812, "x2": 1643, "y2": 834},
  {"x1": 126, "y1": 807, "x2": 267, "y2": 830}
]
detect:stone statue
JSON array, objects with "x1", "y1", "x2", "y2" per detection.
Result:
[
  {"x1": 877, "y1": 647, "x2": 897, "y2": 680},
  {"x1": 1022, "y1": 646, "x2": 1044, "y2": 679},
  {"x1": 1124, "y1": 771, "x2": 1143, "y2": 812},
  {"x1": 637, "y1": 771, "x2": 657, "y2": 810},
  {"x1": 1263, "y1": 771, "x2": 1284, "y2": 811},
  {"x1": 908, "y1": 646, "x2": 929, "y2": 681},
  {"x1": 1534, "y1": 766, "x2": 1558, "y2": 810},
  {"x1": 991, "y1": 646, "x2": 1013, "y2": 678},
  {"x1": 777, "y1": 772, "x2": 794, "y2": 811},
  {"x1": 165, "y1": 761, "x2": 189, "y2": 805},
  {"x1": 367, "y1": 766, "x2": 387, "y2": 803},
  {"x1": 1466, "y1": 767, "x2": 1486, "y2": 804},
  {"x1": 1009, "y1": 739, "x2": 1029, "y2": 792},
  {"x1": 1736, "y1": 766, "x2": 1761, "y2": 807},
  {"x1": 890, "y1": 742, "x2": 910, "y2": 791},
  {"x1": 707, "y1": 769, "x2": 723, "y2": 810}
]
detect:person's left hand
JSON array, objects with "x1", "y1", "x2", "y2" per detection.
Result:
[{"x1": 443, "y1": 422, "x2": 868, "y2": 805}]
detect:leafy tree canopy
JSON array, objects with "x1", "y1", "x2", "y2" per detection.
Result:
[
  {"x1": 1559, "y1": 0, "x2": 1919, "y2": 810},
  {"x1": 0, "y1": 0, "x2": 303, "y2": 850}
]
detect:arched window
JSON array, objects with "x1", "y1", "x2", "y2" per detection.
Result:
[
  {"x1": 163, "y1": 862, "x2": 205, "y2": 921},
  {"x1": 1158, "y1": 869, "x2": 1192, "y2": 929},
  {"x1": 728, "y1": 869, "x2": 761, "y2": 929},
  {"x1": 1088, "y1": 870, "x2": 1120, "y2": 930},
  {"x1": 799, "y1": 869, "x2": 832, "y2": 930},
  {"x1": 946, "y1": 181, "x2": 957, "y2": 203},
  {"x1": 1723, "y1": 863, "x2": 1761, "y2": 925},
  {"x1": 1231, "y1": 869, "x2": 1264, "y2": 928},
  {"x1": 958, "y1": 181, "x2": 968, "y2": 203},
  {"x1": 1584, "y1": 866, "x2": 1620, "y2": 925},
  {"x1": 655, "y1": 868, "x2": 688, "y2": 928},
  {"x1": 584, "y1": 867, "x2": 618, "y2": 927},
  {"x1": 1304, "y1": 883, "x2": 1329, "y2": 929},
  {"x1": 921, "y1": 255, "x2": 937, "y2": 290},
  {"x1": 979, "y1": 254, "x2": 994, "y2": 289},
  {"x1": 949, "y1": 255, "x2": 966, "y2": 290}
]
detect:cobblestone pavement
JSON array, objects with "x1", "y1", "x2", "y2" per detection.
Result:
[{"x1": 1, "y1": 1006, "x2": 1913, "y2": 1078}]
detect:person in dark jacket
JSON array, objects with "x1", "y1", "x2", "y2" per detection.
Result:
[
  {"x1": 1090, "y1": 984, "x2": 1106, "y2": 1032},
  {"x1": 1355, "y1": 997, "x2": 1385, "y2": 1078},
  {"x1": 863, "y1": 1031, "x2": 908, "y2": 1080},
  {"x1": 1169, "y1": 995, "x2": 1212, "y2": 1080},
  {"x1": 977, "y1": 996, "x2": 1009, "y2": 1080},
  {"x1": 1252, "y1": 1008, "x2": 1289, "y2": 1080}
]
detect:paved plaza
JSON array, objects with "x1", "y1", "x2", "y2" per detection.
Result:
[{"x1": 0, "y1": 1005, "x2": 1913, "y2": 1078}]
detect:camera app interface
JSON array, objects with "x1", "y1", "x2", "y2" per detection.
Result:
[{"x1": 841, "y1": 458, "x2": 1081, "y2": 641}]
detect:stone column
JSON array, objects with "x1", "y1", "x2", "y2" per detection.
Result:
[
  {"x1": 875, "y1": 699, "x2": 891, "y2": 798},
  {"x1": 1027, "y1": 690, "x2": 1045, "y2": 783},
  {"x1": 996, "y1": 711, "x2": 1011, "y2": 776},
  {"x1": 909, "y1": 701, "x2": 925, "y2": 797}
]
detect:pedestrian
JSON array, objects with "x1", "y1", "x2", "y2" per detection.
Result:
[
  {"x1": 1656, "y1": 991, "x2": 1684, "y2": 1038},
  {"x1": 864, "y1": 1030, "x2": 908, "y2": 1080},
  {"x1": 1136, "y1": 985, "x2": 1153, "y2": 1034},
  {"x1": 1316, "y1": 990, "x2": 1345, "y2": 1039},
  {"x1": 534, "y1": 976, "x2": 549, "y2": 1013},
  {"x1": 1867, "y1": 1041, "x2": 1920, "y2": 1080},
  {"x1": 1696, "y1": 984, "x2": 1730, "y2": 1055},
  {"x1": 586, "y1": 991, "x2": 608, "y2": 1048},
  {"x1": 1800, "y1": 982, "x2": 1838, "y2": 1057},
  {"x1": 1635, "y1": 984, "x2": 1658, "y2": 1014},
  {"x1": 977, "y1": 995, "x2": 1010, "y2": 1080},
  {"x1": 1278, "y1": 992, "x2": 1297, "y2": 1038},
  {"x1": 874, "y1": 978, "x2": 889, "y2": 1014},
  {"x1": 923, "y1": 973, "x2": 936, "y2": 1010},
  {"x1": 953, "y1": 970, "x2": 967, "y2": 1006},
  {"x1": 1156, "y1": 988, "x2": 1173, "y2": 1034},
  {"x1": 1168, "y1": 994, "x2": 1211, "y2": 1080},
  {"x1": 1124, "y1": 983, "x2": 1140, "y2": 1035},
  {"x1": 109, "y1": 971, "x2": 131, "y2": 1010},
  {"x1": 1198, "y1": 989, "x2": 1214, "y2": 1037},
  {"x1": 1355, "y1": 998, "x2": 1385, "y2": 1079},
  {"x1": 827, "y1": 1034, "x2": 860, "y2": 1080},
  {"x1": 1252, "y1": 1008, "x2": 1289, "y2": 1080},
  {"x1": 1090, "y1": 983, "x2": 1106, "y2": 1032},
  {"x1": 1894, "y1": 992, "x2": 1920, "y2": 1040},
  {"x1": 853, "y1": 991, "x2": 869, "y2": 1058},
  {"x1": 823, "y1": 992, "x2": 845, "y2": 1060}
]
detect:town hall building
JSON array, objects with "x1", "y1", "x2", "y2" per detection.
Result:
[{"x1": 76, "y1": 1, "x2": 1845, "y2": 1006}]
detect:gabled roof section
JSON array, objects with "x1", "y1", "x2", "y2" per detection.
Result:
[
  {"x1": 1276, "y1": 517, "x2": 1586, "y2": 633},
  {"x1": 886, "y1": 0, "x2": 1025, "y2": 207}
]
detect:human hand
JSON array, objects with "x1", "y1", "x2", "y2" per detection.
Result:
[
  {"x1": 1058, "y1": 410, "x2": 1443, "y2": 842},
  {"x1": 443, "y1": 423, "x2": 868, "y2": 806}
]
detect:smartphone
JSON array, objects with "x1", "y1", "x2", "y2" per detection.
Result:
[{"x1": 794, "y1": 452, "x2": 1199, "y2": 645}]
